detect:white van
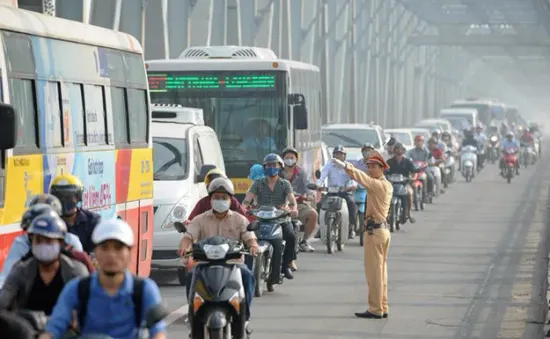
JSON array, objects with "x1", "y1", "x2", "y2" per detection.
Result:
[
  {"x1": 151, "y1": 104, "x2": 225, "y2": 278},
  {"x1": 440, "y1": 108, "x2": 477, "y2": 129}
]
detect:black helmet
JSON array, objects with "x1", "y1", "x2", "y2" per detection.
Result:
[
  {"x1": 281, "y1": 147, "x2": 299, "y2": 158},
  {"x1": 394, "y1": 142, "x2": 405, "y2": 151},
  {"x1": 386, "y1": 137, "x2": 396, "y2": 146},
  {"x1": 263, "y1": 153, "x2": 284, "y2": 167},
  {"x1": 332, "y1": 145, "x2": 346, "y2": 154},
  {"x1": 361, "y1": 143, "x2": 374, "y2": 151}
]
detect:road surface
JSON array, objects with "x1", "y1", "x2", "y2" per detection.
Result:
[{"x1": 152, "y1": 155, "x2": 550, "y2": 339}]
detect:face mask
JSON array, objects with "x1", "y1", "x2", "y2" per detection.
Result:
[
  {"x1": 212, "y1": 200, "x2": 230, "y2": 213},
  {"x1": 284, "y1": 158, "x2": 296, "y2": 167},
  {"x1": 264, "y1": 167, "x2": 279, "y2": 177},
  {"x1": 32, "y1": 242, "x2": 60, "y2": 263}
]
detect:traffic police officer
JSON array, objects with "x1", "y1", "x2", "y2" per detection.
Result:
[
  {"x1": 332, "y1": 151, "x2": 392, "y2": 319},
  {"x1": 49, "y1": 174, "x2": 101, "y2": 254}
]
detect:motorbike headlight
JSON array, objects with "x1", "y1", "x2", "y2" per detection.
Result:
[{"x1": 490, "y1": 136, "x2": 498, "y2": 143}]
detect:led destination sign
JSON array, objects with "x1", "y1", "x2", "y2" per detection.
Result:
[{"x1": 148, "y1": 73, "x2": 277, "y2": 92}]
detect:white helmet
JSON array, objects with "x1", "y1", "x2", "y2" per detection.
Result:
[{"x1": 92, "y1": 218, "x2": 134, "y2": 247}]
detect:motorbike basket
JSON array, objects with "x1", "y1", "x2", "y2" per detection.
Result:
[{"x1": 321, "y1": 195, "x2": 343, "y2": 211}]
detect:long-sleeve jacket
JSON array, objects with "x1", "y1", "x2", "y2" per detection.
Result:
[{"x1": 343, "y1": 163, "x2": 392, "y2": 223}]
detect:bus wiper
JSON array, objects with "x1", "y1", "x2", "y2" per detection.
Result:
[{"x1": 326, "y1": 132, "x2": 362, "y2": 147}]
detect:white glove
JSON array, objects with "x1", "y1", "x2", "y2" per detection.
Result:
[{"x1": 332, "y1": 158, "x2": 346, "y2": 169}]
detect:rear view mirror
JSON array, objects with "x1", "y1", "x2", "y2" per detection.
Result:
[
  {"x1": 0, "y1": 103, "x2": 16, "y2": 150},
  {"x1": 144, "y1": 304, "x2": 170, "y2": 328},
  {"x1": 314, "y1": 170, "x2": 321, "y2": 179},
  {"x1": 174, "y1": 221, "x2": 187, "y2": 233},
  {"x1": 197, "y1": 164, "x2": 216, "y2": 183},
  {"x1": 247, "y1": 221, "x2": 259, "y2": 232},
  {"x1": 307, "y1": 183, "x2": 318, "y2": 190},
  {"x1": 290, "y1": 93, "x2": 308, "y2": 130}
]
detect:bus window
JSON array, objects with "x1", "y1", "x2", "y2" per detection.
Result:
[
  {"x1": 9, "y1": 78, "x2": 38, "y2": 153},
  {"x1": 127, "y1": 89, "x2": 148, "y2": 143}
]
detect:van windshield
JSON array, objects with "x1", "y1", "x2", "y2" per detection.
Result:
[
  {"x1": 390, "y1": 132, "x2": 412, "y2": 145},
  {"x1": 442, "y1": 114, "x2": 473, "y2": 127},
  {"x1": 153, "y1": 137, "x2": 188, "y2": 181},
  {"x1": 322, "y1": 129, "x2": 380, "y2": 148}
]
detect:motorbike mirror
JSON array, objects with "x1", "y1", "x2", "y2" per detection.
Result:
[
  {"x1": 314, "y1": 169, "x2": 321, "y2": 179},
  {"x1": 174, "y1": 221, "x2": 187, "y2": 233},
  {"x1": 144, "y1": 304, "x2": 170, "y2": 328},
  {"x1": 247, "y1": 221, "x2": 260, "y2": 232},
  {"x1": 307, "y1": 183, "x2": 318, "y2": 190}
]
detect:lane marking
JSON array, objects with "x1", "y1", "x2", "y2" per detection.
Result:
[{"x1": 165, "y1": 304, "x2": 189, "y2": 326}]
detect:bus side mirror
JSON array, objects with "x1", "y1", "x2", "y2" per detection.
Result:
[
  {"x1": 290, "y1": 93, "x2": 308, "y2": 130},
  {"x1": 0, "y1": 103, "x2": 16, "y2": 150},
  {"x1": 197, "y1": 164, "x2": 216, "y2": 183}
]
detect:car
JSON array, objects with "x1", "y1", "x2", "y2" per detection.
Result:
[
  {"x1": 385, "y1": 128, "x2": 414, "y2": 151},
  {"x1": 322, "y1": 123, "x2": 387, "y2": 161}
]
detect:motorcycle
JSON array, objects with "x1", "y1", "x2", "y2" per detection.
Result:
[
  {"x1": 411, "y1": 161, "x2": 427, "y2": 210},
  {"x1": 386, "y1": 173, "x2": 409, "y2": 232},
  {"x1": 476, "y1": 145, "x2": 485, "y2": 171},
  {"x1": 246, "y1": 206, "x2": 290, "y2": 295},
  {"x1": 442, "y1": 150, "x2": 456, "y2": 188},
  {"x1": 308, "y1": 183, "x2": 350, "y2": 254},
  {"x1": 502, "y1": 147, "x2": 518, "y2": 184},
  {"x1": 354, "y1": 185, "x2": 366, "y2": 246},
  {"x1": 487, "y1": 135, "x2": 499, "y2": 163},
  {"x1": 460, "y1": 145, "x2": 477, "y2": 182},
  {"x1": 520, "y1": 143, "x2": 537, "y2": 167},
  {"x1": 184, "y1": 236, "x2": 249, "y2": 339}
]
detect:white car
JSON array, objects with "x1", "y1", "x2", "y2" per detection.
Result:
[
  {"x1": 385, "y1": 128, "x2": 414, "y2": 151},
  {"x1": 322, "y1": 123, "x2": 387, "y2": 161}
]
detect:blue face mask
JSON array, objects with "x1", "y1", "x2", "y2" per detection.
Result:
[{"x1": 264, "y1": 167, "x2": 280, "y2": 177}]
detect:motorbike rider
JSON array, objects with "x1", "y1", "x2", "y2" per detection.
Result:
[
  {"x1": 473, "y1": 124, "x2": 487, "y2": 168},
  {"x1": 242, "y1": 153, "x2": 298, "y2": 280},
  {"x1": 317, "y1": 146, "x2": 358, "y2": 238},
  {"x1": 187, "y1": 168, "x2": 247, "y2": 222},
  {"x1": 352, "y1": 143, "x2": 375, "y2": 172},
  {"x1": 386, "y1": 143, "x2": 424, "y2": 223},
  {"x1": 431, "y1": 130, "x2": 446, "y2": 151},
  {"x1": 49, "y1": 174, "x2": 101, "y2": 254},
  {"x1": 0, "y1": 213, "x2": 88, "y2": 315},
  {"x1": 405, "y1": 135, "x2": 435, "y2": 200},
  {"x1": 0, "y1": 194, "x2": 85, "y2": 289},
  {"x1": 441, "y1": 131, "x2": 454, "y2": 150},
  {"x1": 427, "y1": 137, "x2": 447, "y2": 194},
  {"x1": 177, "y1": 178, "x2": 257, "y2": 328},
  {"x1": 500, "y1": 132, "x2": 520, "y2": 176},
  {"x1": 384, "y1": 138, "x2": 397, "y2": 160},
  {"x1": 41, "y1": 218, "x2": 167, "y2": 339},
  {"x1": 280, "y1": 147, "x2": 318, "y2": 253},
  {"x1": 500, "y1": 122, "x2": 508, "y2": 137},
  {"x1": 520, "y1": 129, "x2": 534, "y2": 146}
]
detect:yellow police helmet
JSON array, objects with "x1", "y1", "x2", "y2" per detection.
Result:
[
  {"x1": 49, "y1": 173, "x2": 84, "y2": 202},
  {"x1": 204, "y1": 168, "x2": 227, "y2": 187}
]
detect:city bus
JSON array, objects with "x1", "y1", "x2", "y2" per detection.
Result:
[
  {"x1": 146, "y1": 46, "x2": 324, "y2": 200},
  {"x1": 449, "y1": 98, "x2": 506, "y2": 126},
  {"x1": 0, "y1": 5, "x2": 153, "y2": 276}
]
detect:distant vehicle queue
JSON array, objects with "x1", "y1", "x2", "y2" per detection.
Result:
[{"x1": 0, "y1": 4, "x2": 544, "y2": 338}]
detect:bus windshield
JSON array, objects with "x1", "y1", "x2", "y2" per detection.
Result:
[{"x1": 148, "y1": 71, "x2": 287, "y2": 178}]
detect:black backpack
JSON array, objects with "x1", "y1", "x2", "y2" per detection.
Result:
[{"x1": 77, "y1": 276, "x2": 144, "y2": 328}]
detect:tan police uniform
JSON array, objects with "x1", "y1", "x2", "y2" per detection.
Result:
[{"x1": 344, "y1": 151, "x2": 393, "y2": 316}]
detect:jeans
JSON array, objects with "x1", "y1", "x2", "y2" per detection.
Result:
[
  {"x1": 340, "y1": 193, "x2": 358, "y2": 226},
  {"x1": 185, "y1": 264, "x2": 255, "y2": 320}
]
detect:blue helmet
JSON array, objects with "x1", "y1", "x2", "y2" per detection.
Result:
[
  {"x1": 263, "y1": 153, "x2": 283, "y2": 167},
  {"x1": 27, "y1": 213, "x2": 67, "y2": 240},
  {"x1": 248, "y1": 164, "x2": 265, "y2": 180},
  {"x1": 21, "y1": 203, "x2": 58, "y2": 231}
]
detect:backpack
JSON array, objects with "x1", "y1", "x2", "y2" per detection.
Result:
[{"x1": 77, "y1": 276, "x2": 144, "y2": 329}]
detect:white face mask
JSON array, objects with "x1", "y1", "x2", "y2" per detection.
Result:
[
  {"x1": 212, "y1": 199, "x2": 230, "y2": 213},
  {"x1": 32, "y1": 242, "x2": 60, "y2": 263},
  {"x1": 284, "y1": 158, "x2": 296, "y2": 167}
]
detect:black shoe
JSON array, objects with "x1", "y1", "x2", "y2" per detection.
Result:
[
  {"x1": 282, "y1": 267, "x2": 294, "y2": 280},
  {"x1": 354, "y1": 310, "x2": 383, "y2": 319},
  {"x1": 383, "y1": 313, "x2": 388, "y2": 318}
]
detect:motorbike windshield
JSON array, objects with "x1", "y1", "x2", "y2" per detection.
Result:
[{"x1": 388, "y1": 173, "x2": 405, "y2": 182}]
